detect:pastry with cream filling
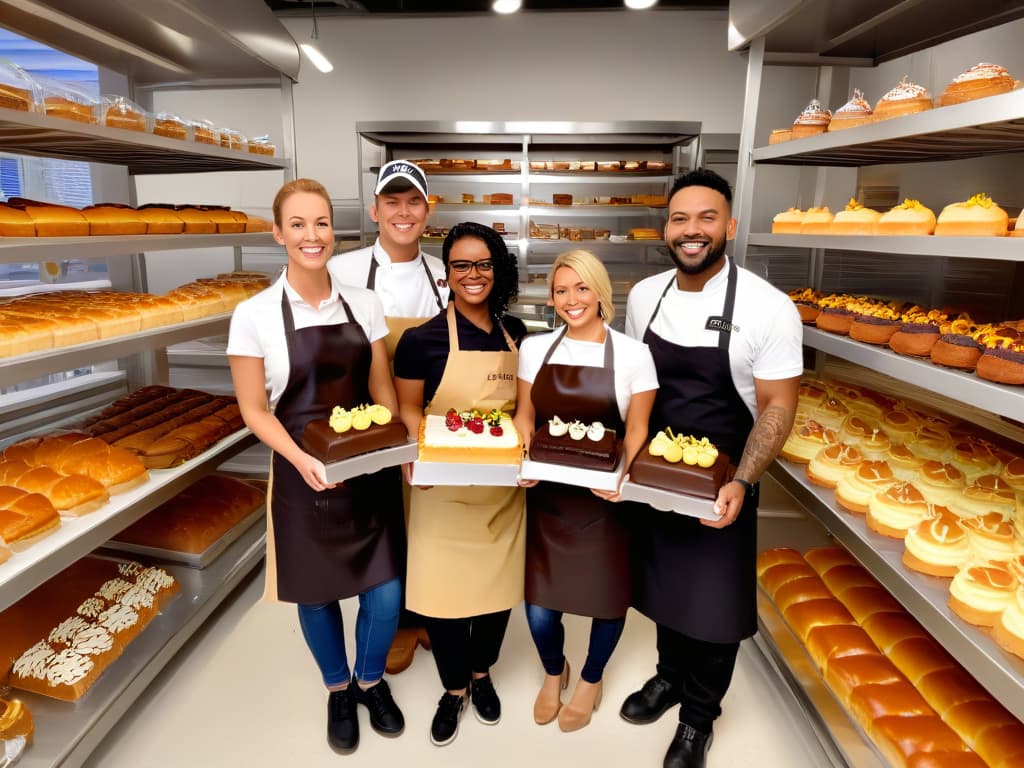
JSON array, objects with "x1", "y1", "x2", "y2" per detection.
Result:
[
  {"x1": 866, "y1": 481, "x2": 936, "y2": 539},
  {"x1": 874, "y1": 76, "x2": 933, "y2": 120},
  {"x1": 934, "y1": 193, "x2": 1009, "y2": 237},
  {"x1": 877, "y1": 198, "x2": 937, "y2": 235},
  {"x1": 781, "y1": 420, "x2": 838, "y2": 464},
  {"x1": 771, "y1": 207, "x2": 804, "y2": 234},
  {"x1": 828, "y1": 89, "x2": 874, "y2": 131},
  {"x1": 902, "y1": 509, "x2": 971, "y2": 577},
  {"x1": 950, "y1": 474, "x2": 1017, "y2": 519},
  {"x1": 949, "y1": 560, "x2": 1018, "y2": 626},
  {"x1": 962, "y1": 512, "x2": 1017, "y2": 562},
  {"x1": 937, "y1": 63, "x2": 1018, "y2": 107},
  {"x1": 835, "y1": 460, "x2": 897, "y2": 515},
  {"x1": 993, "y1": 584, "x2": 1024, "y2": 660},
  {"x1": 791, "y1": 98, "x2": 831, "y2": 138},
  {"x1": 914, "y1": 461, "x2": 966, "y2": 507},
  {"x1": 806, "y1": 442, "x2": 863, "y2": 488},
  {"x1": 830, "y1": 198, "x2": 881, "y2": 235},
  {"x1": 799, "y1": 206, "x2": 833, "y2": 234}
]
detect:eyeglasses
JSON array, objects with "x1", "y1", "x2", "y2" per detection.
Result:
[{"x1": 448, "y1": 259, "x2": 494, "y2": 274}]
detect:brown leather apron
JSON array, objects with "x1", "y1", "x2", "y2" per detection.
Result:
[
  {"x1": 406, "y1": 304, "x2": 526, "y2": 619},
  {"x1": 263, "y1": 285, "x2": 403, "y2": 604},
  {"x1": 635, "y1": 260, "x2": 759, "y2": 643},
  {"x1": 366, "y1": 254, "x2": 444, "y2": 362},
  {"x1": 525, "y1": 327, "x2": 631, "y2": 619}
]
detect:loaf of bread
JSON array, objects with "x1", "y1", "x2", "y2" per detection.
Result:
[
  {"x1": 44, "y1": 96, "x2": 96, "y2": 124},
  {"x1": 16, "y1": 201, "x2": 90, "y2": 237},
  {"x1": 170, "y1": 207, "x2": 217, "y2": 234},
  {"x1": 140, "y1": 414, "x2": 236, "y2": 469},
  {"x1": 111, "y1": 474, "x2": 265, "y2": 554},
  {"x1": 134, "y1": 206, "x2": 185, "y2": 234},
  {"x1": 0, "y1": 485, "x2": 61, "y2": 543},
  {"x1": 81, "y1": 205, "x2": 147, "y2": 236},
  {"x1": 12, "y1": 433, "x2": 149, "y2": 490},
  {"x1": 102, "y1": 96, "x2": 146, "y2": 132},
  {"x1": 0, "y1": 203, "x2": 36, "y2": 236},
  {"x1": 0, "y1": 82, "x2": 33, "y2": 111}
]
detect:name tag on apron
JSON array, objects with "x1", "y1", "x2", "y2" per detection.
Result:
[{"x1": 705, "y1": 316, "x2": 738, "y2": 333}]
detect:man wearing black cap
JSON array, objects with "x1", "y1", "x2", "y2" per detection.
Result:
[{"x1": 330, "y1": 159, "x2": 449, "y2": 673}]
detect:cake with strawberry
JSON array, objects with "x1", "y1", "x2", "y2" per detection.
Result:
[
  {"x1": 529, "y1": 415, "x2": 620, "y2": 471},
  {"x1": 628, "y1": 430, "x2": 733, "y2": 499},
  {"x1": 302, "y1": 404, "x2": 408, "y2": 463},
  {"x1": 418, "y1": 408, "x2": 521, "y2": 464}
]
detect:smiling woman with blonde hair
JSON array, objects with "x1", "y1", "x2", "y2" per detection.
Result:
[{"x1": 547, "y1": 249, "x2": 615, "y2": 324}]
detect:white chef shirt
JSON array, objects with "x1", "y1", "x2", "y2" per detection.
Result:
[
  {"x1": 624, "y1": 257, "x2": 803, "y2": 418},
  {"x1": 328, "y1": 240, "x2": 449, "y2": 318},
  {"x1": 227, "y1": 268, "x2": 389, "y2": 406},
  {"x1": 518, "y1": 325, "x2": 659, "y2": 422}
]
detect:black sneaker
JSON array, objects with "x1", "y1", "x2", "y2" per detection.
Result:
[
  {"x1": 470, "y1": 675, "x2": 501, "y2": 725},
  {"x1": 353, "y1": 678, "x2": 404, "y2": 736},
  {"x1": 430, "y1": 692, "x2": 466, "y2": 746},
  {"x1": 620, "y1": 675, "x2": 681, "y2": 724},
  {"x1": 327, "y1": 687, "x2": 359, "y2": 754}
]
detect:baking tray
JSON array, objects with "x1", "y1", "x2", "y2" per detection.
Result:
[
  {"x1": 101, "y1": 505, "x2": 265, "y2": 569},
  {"x1": 411, "y1": 461, "x2": 521, "y2": 487},
  {"x1": 322, "y1": 441, "x2": 418, "y2": 484},
  {"x1": 519, "y1": 455, "x2": 626, "y2": 492},
  {"x1": 618, "y1": 480, "x2": 721, "y2": 521}
]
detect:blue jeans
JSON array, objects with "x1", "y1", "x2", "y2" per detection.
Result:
[
  {"x1": 297, "y1": 577, "x2": 401, "y2": 689},
  {"x1": 524, "y1": 602, "x2": 626, "y2": 684}
]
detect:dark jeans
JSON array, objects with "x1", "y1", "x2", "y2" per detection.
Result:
[
  {"x1": 296, "y1": 577, "x2": 402, "y2": 688},
  {"x1": 525, "y1": 602, "x2": 626, "y2": 683},
  {"x1": 423, "y1": 609, "x2": 512, "y2": 691},
  {"x1": 655, "y1": 623, "x2": 740, "y2": 732}
]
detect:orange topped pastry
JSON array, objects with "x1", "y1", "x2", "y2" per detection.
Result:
[
  {"x1": 799, "y1": 206, "x2": 834, "y2": 234},
  {"x1": 781, "y1": 419, "x2": 838, "y2": 464},
  {"x1": 791, "y1": 98, "x2": 831, "y2": 138},
  {"x1": 915, "y1": 461, "x2": 966, "y2": 507},
  {"x1": 877, "y1": 198, "x2": 936, "y2": 235},
  {"x1": 771, "y1": 207, "x2": 805, "y2": 234},
  {"x1": 874, "y1": 76, "x2": 932, "y2": 120},
  {"x1": 902, "y1": 508, "x2": 971, "y2": 577},
  {"x1": 937, "y1": 63, "x2": 1018, "y2": 107},
  {"x1": 949, "y1": 560, "x2": 1018, "y2": 626},
  {"x1": 885, "y1": 443, "x2": 925, "y2": 482},
  {"x1": 807, "y1": 442, "x2": 864, "y2": 489},
  {"x1": 880, "y1": 408, "x2": 922, "y2": 447},
  {"x1": 835, "y1": 460, "x2": 897, "y2": 515},
  {"x1": 828, "y1": 89, "x2": 874, "y2": 131},
  {"x1": 962, "y1": 512, "x2": 1017, "y2": 562},
  {"x1": 831, "y1": 198, "x2": 881, "y2": 235},
  {"x1": 993, "y1": 584, "x2": 1024, "y2": 661},
  {"x1": 951, "y1": 474, "x2": 1017, "y2": 519},
  {"x1": 867, "y1": 481, "x2": 936, "y2": 539},
  {"x1": 934, "y1": 193, "x2": 1009, "y2": 237}
]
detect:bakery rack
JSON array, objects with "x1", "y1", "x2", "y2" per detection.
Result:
[
  {"x1": 0, "y1": 233, "x2": 275, "y2": 266},
  {"x1": 746, "y1": 234, "x2": 1023, "y2": 261}
]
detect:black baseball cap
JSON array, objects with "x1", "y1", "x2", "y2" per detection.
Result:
[{"x1": 374, "y1": 159, "x2": 428, "y2": 198}]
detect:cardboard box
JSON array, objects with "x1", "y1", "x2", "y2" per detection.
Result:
[
  {"x1": 322, "y1": 441, "x2": 418, "y2": 484},
  {"x1": 619, "y1": 480, "x2": 721, "y2": 521},
  {"x1": 411, "y1": 461, "x2": 521, "y2": 487},
  {"x1": 519, "y1": 456, "x2": 625, "y2": 492}
]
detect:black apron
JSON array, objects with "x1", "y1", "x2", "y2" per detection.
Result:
[
  {"x1": 365, "y1": 252, "x2": 444, "y2": 310},
  {"x1": 270, "y1": 287, "x2": 402, "y2": 604},
  {"x1": 636, "y1": 260, "x2": 759, "y2": 643},
  {"x1": 525, "y1": 327, "x2": 631, "y2": 619}
]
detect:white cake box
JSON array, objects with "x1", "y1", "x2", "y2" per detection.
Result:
[
  {"x1": 519, "y1": 455, "x2": 626, "y2": 492},
  {"x1": 411, "y1": 460, "x2": 521, "y2": 487},
  {"x1": 322, "y1": 441, "x2": 419, "y2": 484},
  {"x1": 619, "y1": 479, "x2": 722, "y2": 521}
]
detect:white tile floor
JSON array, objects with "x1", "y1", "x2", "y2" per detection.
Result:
[{"x1": 81, "y1": 563, "x2": 829, "y2": 768}]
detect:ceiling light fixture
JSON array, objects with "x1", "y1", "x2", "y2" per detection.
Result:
[
  {"x1": 625, "y1": 0, "x2": 658, "y2": 9},
  {"x1": 300, "y1": 1, "x2": 333, "y2": 73},
  {"x1": 492, "y1": 0, "x2": 522, "y2": 14}
]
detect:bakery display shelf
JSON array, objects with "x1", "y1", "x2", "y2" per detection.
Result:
[
  {"x1": 429, "y1": 204, "x2": 518, "y2": 213},
  {"x1": 0, "y1": 233, "x2": 276, "y2": 265},
  {"x1": 748, "y1": 233, "x2": 1024, "y2": 261},
  {"x1": 0, "y1": 429, "x2": 257, "y2": 612},
  {"x1": 751, "y1": 90, "x2": 1024, "y2": 167},
  {"x1": 528, "y1": 171, "x2": 674, "y2": 183},
  {"x1": 527, "y1": 206, "x2": 666, "y2": 218},
  {"x1": 768, "y1": 458, "x2": 1024, "y2": 720},
  {"x1": 528, "y1": 237, "x2": 667, "y2": 248},
  {"x1": 0, "y1": 106, "x2": 288, "y2": 175},
  {"x1": 754, "y1": 590, "x2": 886, "y2": 768},
  {"x1": 0, "y1": 314, "x2": 232, "y2": 389},
  {"x1": 801, "y1": 327, "x2": 1024, "y2": 421},
  {"x1": 15, "y1": 523, "x2": 265, "y2": 768},
  {"x1": 422, "y1": 173, "x2": 523, "y2": 183}
]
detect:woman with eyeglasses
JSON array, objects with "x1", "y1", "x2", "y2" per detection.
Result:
[
  {"x1": 393, "y1": 221, "x2": 527, "y2": 747},
  {"x1": 514, "y1": 249, "x2": 658, "y2": 732}
]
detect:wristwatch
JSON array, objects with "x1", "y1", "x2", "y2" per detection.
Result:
[{"x1": 733, "y1": 478, "x2": 754, "y2": 496}]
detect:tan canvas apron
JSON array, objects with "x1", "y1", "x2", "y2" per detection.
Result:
[
  {"x1": 405, "y1": 303, "x2": 525, "y2": 619},
  {"x1": 367, "y1": 254, "x2": 445, "y2": 363}
]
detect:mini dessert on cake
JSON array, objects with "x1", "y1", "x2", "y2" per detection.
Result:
[
  {"x1": 830, "y1": 198, "x2": 881, "y2": 235},
  {"x1": 799, "y1": 206, "x2": 834, "y2": 234},
  {"x1": 902, "y1": 508, "x2": 971, "y2": 577},
  {"x1": 888, "y1": 307, "x2": 948, "y2": 357},
  {"x1": 949, "y1": 560, "x2": 1018, "y2": 626},
  {"x1": 950, "y1": 474, "x2": 1017, "y2": 519},
  {"x1": 885, "y1": 443, "x2": 926, "y2": 481},
  {"x1": 937, "y1": 63, "x2": 1019, "y2": 107},
  {"x1": 417, "y1": 408, "x2": 520, "y2": 464},
  {"x1": 301, "y1": 404, "x2": 408, "y2": 464},
  {"x1": 934, "y1": 193, "x2": 1009, "y2": 237},
  {"x1": 628, "y1": 432, "x2": 731, "y2": 499},
  {"x1": 791, "y1": 98, "x2": 831, "y2": 139},
  {"x1": 807, "y1": 442, "x2": 864, "y2": 488},
  {"x1": 828, "y1": 89, "x2": 874, "y2": 131},
  {"x1": 781, "y1": 420, "x2": 838, "y2": 464},
  {"x1": 874, "y1": 76, "x2": 933, "y2": 120},
  {"x1": 529, "y1": 416, "x2": 619, "y2": 471},
  {"x1": 788, "y1": 288, "x2": 822, "y2": 323},
  {"x1": 962, "y1": 512, "x2": 1017, "y2": 562},
  {"x1": 835, "y1": 460, "x2": 897, "y2": 515},
  {"x1": 867, "y1": 481, "x2": 936, "y2": 538},
  {"x1": 915, "y1": 461, "x2": 967, "y2": 506},
  {"x1": 768, "y1": 128, "x2": 793, "y2": 144},
  {"x1": 993, "y1": 585, "x2": 1024, "y2": 660},
  {"x1": 771, "y1": 207, "x2": 805, "y2": 234},
  {"x1": 877, "y1": 199, "x2": 937, "y2": 235}
]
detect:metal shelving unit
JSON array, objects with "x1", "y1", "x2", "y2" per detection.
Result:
[
  {"x1": 0, "y1": 233, "x2": 276, "y2": 265},
  {"x1": 748, "y1": 233, "x2": 1024, "y2": 261},
  {"x1": 769, "y1": 458, "x2": 1024, "y2": 722}
]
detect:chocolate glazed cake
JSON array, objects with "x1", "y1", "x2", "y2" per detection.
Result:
[
  {"x1": 302, "y1": 420, "x2": 408, "y2": 463},
  {"x1": 628, "y1": 451, "x2": 734, "y2": 499},
  {"x1": 529, "y1": 425, "x2": 620, "y2": 471}
]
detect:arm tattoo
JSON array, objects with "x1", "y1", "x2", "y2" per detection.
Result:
[{"x1": 735, "y1": 404, "x2": 793, "y2": 483}]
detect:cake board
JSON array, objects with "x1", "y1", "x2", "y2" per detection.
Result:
[
  {"x1": 519, "y1": 455, "x2": 626, "y2": 492},
  {"x1": 619, "y1": 480, "x2": 722, "y2": 521},
  {"x1": 411, "y1": 461, "x2": 521, "y2": 487},
  {"x1": 321, "y1": 441, "x2": 418, "y2": 485}
]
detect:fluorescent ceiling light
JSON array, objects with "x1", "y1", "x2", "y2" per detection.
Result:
[
  {"x1": 493, "y1": 0, "x2": 522, "y2": 13},
  {"x1": 625, "y1": 0, "x2": 658, "y2": 8},
  {"x1": 300, "y1": 43, "x2": 333, "y2": 73}
]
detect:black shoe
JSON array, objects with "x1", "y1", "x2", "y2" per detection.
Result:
[
  {"x1": 429, "y1": 692, "x2": 466, "y2": 747},
  {"x1": 327, "y1": 687, "x2": 359, "y2": 754},
  {"x1": 663, "y1": 723, "x2": 713, "y2": 768},
  {"x1": 620, "y1": 675, "x2": 681, "y2": 724},
  {"x1": 353, "y1": 678, "x2": 404, "y2": 736},
  {"x1": 470, "y1": 675, "x2": 501, "y2": 725}
]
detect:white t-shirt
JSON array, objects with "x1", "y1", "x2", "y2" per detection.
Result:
[
  {"x1": 328, "y1": 240, "x2": 449, "y2": 318},
  {"x1": 517, "y1": 326, "x2": 659, "y2": 422},
  {"x1": 227, "y1": 269, "x2": 389, "y2": 406},
  {"x1": 624, "y1": 257, "x2": 803, "y2": 418}
]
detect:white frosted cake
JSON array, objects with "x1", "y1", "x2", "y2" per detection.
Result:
[{"x1": 418, "y1": 409, "x2": 521, "y2": 464}]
